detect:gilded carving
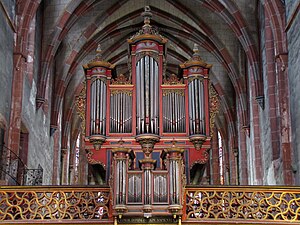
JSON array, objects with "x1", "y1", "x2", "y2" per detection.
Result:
[
  {"x1": 188, "y1": 76, "x2": 204, "y2": 83},
  {"x1": 110, "y1": 89, "x2": 132, "y2": 96},
  {"x1": 162, "y1": 89, "x2": 185, "y2": 96},
  {"x1": 0, "y1": 187, "x2": 110, "y2": 221},
  {"x1": 136, "y1": 51, "x2": 159, "y2": 62},
  {"x1": 86, "y1": 150, "x2": 106, "y2": 168},
  {"x1": 209, "y1": 84, "x2": 219, "y2": 136},
  {"x1": 163, "y1": 74, "x2": 183, "y2": 85},
  {"x1": 186, "y1": 188, "x2": 300, "y2": 222},
  {"x1": 75, "y1": 83, "x2": 86, "y2": 134},
  {"x1": 111, "y1": 74, "x2": 131, "y2": 85}
]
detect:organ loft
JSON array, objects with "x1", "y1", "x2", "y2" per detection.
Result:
[{"x1": 82, "y1": 6, "x2": 215, "y2": 221}]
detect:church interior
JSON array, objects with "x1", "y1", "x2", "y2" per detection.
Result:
[{"x1": 0, "y1": 0, "x2": 300, "y2": 224}]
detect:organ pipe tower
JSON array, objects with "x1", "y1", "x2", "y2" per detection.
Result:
[{"x1": 82, "y1": 5, "x2": 213, "y2": 221}]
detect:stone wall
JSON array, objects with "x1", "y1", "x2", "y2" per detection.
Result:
[
  {"x1": 286, "y1": 0, "x2": 300, "y2": 184},
  {"x1": 259, "y1": 6, "x2": 274, "y2": 184},
  {"x1": 21, "y1": 5, "x2": 55, "y2": 184},
  {"x1": 0, "y1": 3, "x2": 14, "y2": 130}
]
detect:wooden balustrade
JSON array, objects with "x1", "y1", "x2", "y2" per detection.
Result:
[
  {"x1": 0, "y1": 185, "x2": 299, "y2": 224},
  {"x1": 184, "y1": 186, "x2": 300, "y2": 224},
  {"x1": 0, "y1": 186, "x2": 110, "y2": 224}
]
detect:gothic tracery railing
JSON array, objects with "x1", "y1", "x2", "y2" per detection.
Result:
[
  {"x1": 0, "y1": 186, "x2": 110, "y2": 223},
  {"x1": 185, "y1": 186, "x2": 300, "y2": 223},
  {"x1": 0, "y1": 186, "x2": 300, "y2": 224}
]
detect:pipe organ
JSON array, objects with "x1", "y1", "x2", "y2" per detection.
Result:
[{"x1": 82, "y1": 6, "x2": 213, "y2": 221}]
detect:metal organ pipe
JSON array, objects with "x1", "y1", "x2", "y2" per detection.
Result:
[
  {"x1": 90, "y1": 81, "x2": 94, "y2": 134},
  {"x1": 162, "y1": 90, "x2": 186, "y2": 133},
  {"x1": 150, "y1": 57, "x2": 154, "y2": 133},
  {"x1": 90, "y1": 79, "x2": 106, "y2": 135},
  {"x1": 188, "y1": 78, "x2": 206, "y2": 135},
  {"x1": 110, "y1": 92, "x2": 132, "y2": 133},
  {"x1": 136, "y1": 56, "x2": 159, "y2": 135},
  {"x1": 141, "y1": 58, "x2": 145, "y2": 133},
  {"x1": 154, "y1": 62, "x2": 158, "y2": 134},
  {"x1": 200, "y1": 81, "x2": 205, "y2": 133},
  {"x1": 96, "y1": 80, "x2": 100, "y2": 134},
  {"x1": 136, "y1": 60, "x2": 141, "y2": 134}
]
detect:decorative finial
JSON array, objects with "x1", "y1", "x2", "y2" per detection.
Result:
[
  {"x1": 193, "y1": 43, "x2": 200, "y2": 53},
  {"x1": 141, "y1": 6, "x2": 152, "y2": 28},
  {"x1": 192, "y1": 43, "x2": 201, "y2": 60},
  {"x1": 94, "y1": 44, "x2": 103, "y2": 61},
  {"x1": 96, "y1": 44, "x2": 102, "y2": 53}
]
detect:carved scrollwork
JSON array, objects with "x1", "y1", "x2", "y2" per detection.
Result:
[
  {"x1": 111, "y1": 74, "x2": 131, "y2": 85},
  {"x1": 86, "y1": 150, "x2": 106, "y2": 169},
  {"x1": 110, "y1": 90, "x2": 132, "y2": 96},
  {"x1": 163, "y1": 74, "x2": 183, "y2": 85},
  {"x1": 75, "y1": 83, "x2": 86, "y2": 134},
  {"x1": 136, "y1": 51, "x2": 159, "y2": 62},
  {"x1": 209, "y1": 84, "x2": 219, "y2": 136},
  {"x1": 186, "y1": 188, "x2": 300, "y2": 222},
  {"x1": 162, "y1": 89, "x2": 185, "y2": 96},
  {"x1": 0, "y1": 187, "x2": 110, "y2": 221}
]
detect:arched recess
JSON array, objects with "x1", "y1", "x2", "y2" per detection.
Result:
[
  {"x1": 190, "y1": 163, "x2": 206, "y2": 185},
  {"x1": 88, "y1": 164, "x2": 106, "y2": 185}
]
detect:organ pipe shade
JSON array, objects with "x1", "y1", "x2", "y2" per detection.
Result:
[
  {"x1": 90, "y1": 78, "x2": 106, "y2": 135},
  {"x1": 110, "y1": 92, "x2": 132, "y2": 133},
  {"x1": 188, "y1": 78, "x2": 206, "y2": 135},
  {"x1": 136, "y1": 56, "x2": 159, "y2": 135},
  {"x1": 163, "y1": 91, "x2": 186, "y2": 133}
]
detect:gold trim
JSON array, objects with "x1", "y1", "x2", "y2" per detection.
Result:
[
  {"x1": 162, "y1": 89, "x2": 185, "y2": 96},
  {"x1": 75, "y1": 82, "x2": 86, "y2": 134},
  {"x1": 209, "y1": 84, "x2": 219, "y2": 136},
  {"x1": 185, "y1": 187, "x2": 300, "y2": 222},
  {"x1": 111, "y1": 74, "x2": 131, "y2": 85},
  {"x1": 111, "y1": 90, "x2": 132, "y2": 96},
  {"x1": 83, "y1": 61, "x2": 115, "y2": 70}
]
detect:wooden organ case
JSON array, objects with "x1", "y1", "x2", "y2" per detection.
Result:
[{"x1": 82, "y1": 6, "x2": 213, "y2": 222}]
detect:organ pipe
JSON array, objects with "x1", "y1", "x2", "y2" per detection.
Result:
[
  {"x1": 90, "y1": 79, "x2": 107, "y2": 136},
  {"x1": 110, "y1": 91, "x2": 132, "y2": 133},
  {"x1": 162, "y1": 90, "x2": 186, "y2": 133},
  {"x1": 136, "y1": 56, "x2": 159, "y2": 135},
  {"x1": 188, "y1": 79, "x2": 205, "y2": 135}
]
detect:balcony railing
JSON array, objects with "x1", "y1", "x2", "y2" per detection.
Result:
[
  {"x1": 0, "y1": 186, "x2": 110, "y2": 224},
  {"x1": 185, "y1": 186, "x2": 300, "y2": 224},
  {"x1": 0, "y1": 145, "x2": 43, "y2": 185},
  {"x1": 0, "y1": 186, "x2": 299, "y2": 224},
  {"x1": 0, "y1": 145, "x2": 26, "y2": 185}
]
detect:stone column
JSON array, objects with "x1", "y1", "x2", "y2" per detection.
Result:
[
  {"x1": 7, "y1": 53, "x2": 26, "y2": 161},
  {"x1": 233, "y1": 148, "x2": 239, "y2": 185},
  {"x1": 211, "y1": 126, "x2": 220, "y2": 185},
  {"x1": 276, "y1": 53, "x2": 293, "y2": 184},
  {"x1": 61, "y1": 148, "x2": 69, "y2": 185}
]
